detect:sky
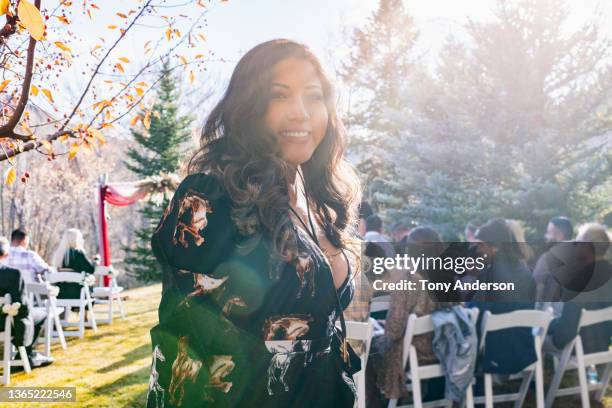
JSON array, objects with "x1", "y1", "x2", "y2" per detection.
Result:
[{"x1": 27, "y1": 0, "x2": 612, "y2": 128}]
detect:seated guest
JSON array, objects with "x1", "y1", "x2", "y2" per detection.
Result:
[
  {"x1": 469, "y1": 218, "x2": 537, "y2": 376},
  {"x1": 7, "y1": 228, "x2": 51, "y2": 283},
  {"x1": 0, "y1": 237, "x2": 53, "y2": 367},
  {"x1": 366, "y1": 227, "x2": 460, "y2": 407},
  {"x1": 51, "y1": 228, "x2": 95, "y2": 300},
  {"x1": 545, "y1": 223, "x2": 612, "y2": 354}
]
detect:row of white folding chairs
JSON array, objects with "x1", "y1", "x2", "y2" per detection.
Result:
[
  {"x1": 0, "y1": 293, "x2": 32, "y2": 385},
  {"x1": 366, "y1": 298, "x2": 612, "y2": 408}
]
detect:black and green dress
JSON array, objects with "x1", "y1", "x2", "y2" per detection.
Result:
[{"x1": 147, "y1": 173, "x2": 356, "y2": 407}]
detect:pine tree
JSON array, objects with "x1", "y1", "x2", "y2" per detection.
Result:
[
  {"x1": 123, "y1": 61, "x2": 193, "y2": 281},
  {"x1": 347, "y1": 0, "x2": 612, "y2": 238},
  {"x1": 340, "y1": 0, "x2": 420, "y2": 205}
]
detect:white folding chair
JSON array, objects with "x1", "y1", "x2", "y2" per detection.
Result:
[
  {"x1": 0, "y1": 293, "x2": 31, "y2": 384},
  {"x1": 473, "y1": 309, "x2": 553, "y2": 408},
  {"x1": 388, "y1": 307, "x2": 479, "y2": 408},
  {"x1": 25, "y1": 283, "x2": 67, "y2": 356},
  {"x1": 46, "y1": 272, "x2": 97, "y2": 338},
  {"x1": 370, "y1": 294, "x2": 391, "y2": 314},
  {"x1": 339, "y1": 318, "x2": 375, "y2": 408},
  {"x1": 91, "y1": 265, "x2": 125, "y2": 324},
  {"x1": 545, "y1": 305, "x2": 612, "y2": 408}
]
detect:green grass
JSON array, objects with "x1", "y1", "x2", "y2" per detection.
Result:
[
  {"x1": 1, "y1": 283, "x2": 610, "y2": 407},
  {"x1": 1, "y1": 284, "x2": 161, "y2": 407}
]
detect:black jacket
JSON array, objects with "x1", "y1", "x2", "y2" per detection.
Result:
[{"x1": 0, "y1": 265, "x2": 33, "y2": 346}]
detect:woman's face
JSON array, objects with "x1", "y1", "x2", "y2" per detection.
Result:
[{"x1": 263, "y1": 57, "x2": 329, "y2": 167}]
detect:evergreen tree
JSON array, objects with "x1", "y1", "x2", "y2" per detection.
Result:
[
  {"x1": 340, "y1": 0, "x2": 419, "y2": 205},
  {"x1": 123, "y1": 61, "x2": 193, "y2": 281},
  {"x1": 347, "y1": 0, "x2": 612, "y2": 238}
]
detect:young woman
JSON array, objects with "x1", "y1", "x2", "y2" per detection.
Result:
[
  {"x1": 147, "y1": 39, "x2": 361, "y2": 407},
  {"x1": 51, "y1": 228, "x2": 95, "y2": 299}
]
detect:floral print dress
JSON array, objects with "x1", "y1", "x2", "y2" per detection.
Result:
[{"x1": 147, "y1": 173, "x2": 356, "y2": 407}]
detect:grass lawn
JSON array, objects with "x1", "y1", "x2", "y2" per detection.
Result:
[
  {"x1": 1, "y1": 283, "x2": 610, "y2": 407},
  {"x1": 1, "y1": 284, "x2": 162, "y2": 407}
]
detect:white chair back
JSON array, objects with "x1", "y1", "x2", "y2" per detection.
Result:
[
  {"x1": 578, "y1": 305, "x2": 612, "y2": 328},
  {"x1": 47, "y1": 271, "x2": 89, "y2": 285}
]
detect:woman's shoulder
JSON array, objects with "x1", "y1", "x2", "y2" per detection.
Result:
[{"x1": 176, "y1": 172, "x2": 228, "y2": 201}]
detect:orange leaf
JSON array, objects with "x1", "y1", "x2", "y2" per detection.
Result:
[
  {"x1": 135, "y1": 87, "x2": 144, "y2": 96},
  {"x1": 90, "y1": 3, "x2": 99, "y2": 9},
  {"x1": 41, "y1": 88, "x2": 54, "y2": 103},
  {"x1": 107, "y1": 25, "x2": 117, "y2": 29},
  {"x1": 179, "y1": 55, "x2": 188, "y2": 66},
  {"x1": 195, "y1": 54, "x2": 204, "y2": 59},
  {"x1": 143, "y1": 111, "x2": 151, "y2": 129},
  {"x1": 55, "y1": 15, "x2": 70, "y2": 24},
  {"x1": 4, "y1": 166, "x2": 16, "y2": 186},
  {"x1": 0, "y1": 79, "x2": 10, "y2": 92},
  {"x1": 68, "y1": 144, "x2": 80, "y2": 160},
  {"x1": 0, "y1": 0, "x2": 9, "y2": 16},
  {"x1": 165, "y1": 27, "x2": 172, "y2": 41},
  {"x1": 40, "y1": 140, "x2": 53, "y2": 153},
  {"x1": 130, "y1": 115, "x2": 141, "y2": 126},
  {"x1": 118, "y1": 57, "x2": 130, "y2": 63},
  {"x1": 54, "y1": 41, "x2": 72, "y2": 52},
  {"x1": 189, "y1": 70, "x2": 195, "y2": 84},
  {"x1": 89, "y1": 128, "x2": 106, "y2": 145},
  {"x1": 115, "y1": 63, "x2": 125, "y2": 73},
  {"x1": 30, "y1": 84, "x2": 39, "y2": 96},
  {"x1": 116, "y1": 12, "x2": 127, "y2": 18},
  {"x1": 197, "y1": 33, "x2": 206, "y2": 42},
  {"x1": 18, "y1": 0, "x2": 45, "y2": 41}
]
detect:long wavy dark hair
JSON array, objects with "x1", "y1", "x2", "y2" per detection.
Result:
[{"x1": 188, "y1": 39, "x2": 361, "y2": 274}]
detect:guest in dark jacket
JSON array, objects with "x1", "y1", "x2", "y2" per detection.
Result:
[
  {"x1": 51, "y1": 229, "x2": 95, "y2": 300},
  {"x1": 468, "y1": 218, "x2": 537, "y2": 375},
  {"x1": 546, "y1": 223, "x2": 612, "y2": 354},
  {"x1": 0, "y1": 237, "x2": 52, "y2": 367}
]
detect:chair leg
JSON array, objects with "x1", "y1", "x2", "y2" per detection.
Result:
[
  {"x1": 117, "y1": 294, "x2": 125, "y2": 318},
  {"x1": 78, "y1": 304, "x2": 85, "y2": 338},
  {"x1": 464, "y1": 383, "x2": 475, "y2": 408},
  {"x1": 594, "y1": 363, "x2": 612, "y2": 401},
  {"x1": 17, "y1": 346, "x2": 31, "y2": 374},
  {"x1": 108, "y1": 294, "x2": 113, "y2": 324},
  {"x1": 546, "y1": 342, "x2": 573, "y2": 408},
  {"x1": 484, "y1": 373, "x2": 494, "y2": 408},
  {"x1": 575, "y1": 338, "x2": 591, "y2": 408},
  {"x1": 3, "y1": 339, "x2": 12, "y2": 385},
  {"x1": 86, "y1": 295, "x2": 97, "y2": 333},
  {"x1": 44, "y1": 310, "x2": 52, "y2": 357},
  {"x1": 356, "y1": 371, "x2": 365, "y2": 408},
  {"x1": 514, "y1": 370, "x2": 533, "y2": 408},
  {"x1": 535, "y1": 355, "x2": 546, "y2": 408},
  {"x1": 53, "y1": 310, "x2": 67, "y2": 350},
  {"x1": 409, "y1": 347, "x2": 423, "y2": 408}
]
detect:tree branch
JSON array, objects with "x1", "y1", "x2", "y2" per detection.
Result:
[
  {"x1": 59, "y1": 0, "x2": 154, "y2": 131},
  {"x1": 0, "y1": 129, "x2": 73, "y2": 161},
  {"x1": 0, "y1": 0, "x2": 40, "y2": 136}
]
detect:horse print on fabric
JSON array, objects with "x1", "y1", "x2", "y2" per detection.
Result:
[
  {"x1": 203, "y1": 355, "x2": 235, "y2": 401},
  {"x1": 173, "y1": 190, "x2": 213, "y2": 248},
  {"x1": 147, "y1": 345, "x2": 166, "y2": 408},
  {"x1": 294, "y1": 253, "x2": 315, "y2": 298},
  {"x1": 262, "y1": 314, "x2": 313, "y2": 341},
  {"x1": 265, "y1": 340, "x2": 312, "y2": 395},
  {"x1": 177, "y1": 270, "x2": 228, "y2": 307},
  {"x1": 221, "y1": 295, "x2": 247, "y2": 316},
  {"x1": 168, "y1": 336, "x2": 203, "y2": 406}
]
